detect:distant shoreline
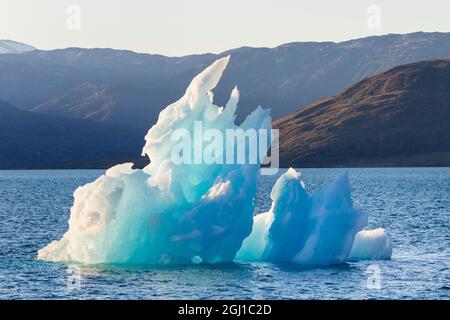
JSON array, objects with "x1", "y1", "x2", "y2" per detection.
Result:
[
  {"x1": 2, "y1": 153, "x2": 450, "y2": 170},
  {"x1": 1, "y1": 165, "x2": 450, "y2": 170}
]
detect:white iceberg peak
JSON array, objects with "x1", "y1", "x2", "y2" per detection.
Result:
[{"x1": 38, "y1": 56, "x2": 271, "y2": 265}]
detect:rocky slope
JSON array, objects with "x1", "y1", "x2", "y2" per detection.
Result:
[
  {"x1": 0, "y1": 100, "x2": 144, "y2": 169},
  {"x1": 274, "y1": 59, "x2": 450, "y2": 167}
]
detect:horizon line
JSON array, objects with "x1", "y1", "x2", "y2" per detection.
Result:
[{"x1": 2, "y1": 30, "x2": 449, "y2": 58}]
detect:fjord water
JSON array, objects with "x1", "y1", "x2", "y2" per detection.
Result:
[{"x1": 0, "y1": 168, "x2": 448, "y2": 299}]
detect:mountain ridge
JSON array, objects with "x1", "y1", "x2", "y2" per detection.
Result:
[
  {"x1": 0, "y1": 100, "x2": 144, "y2": 169},
  {"x1": 0, "y1": 40, "x2": 34, "y2": 54},
  {"x1": 1, "y1": 32, "x2": 450, "y2": 130}
]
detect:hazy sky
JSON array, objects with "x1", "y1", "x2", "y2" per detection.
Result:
[{"x1": 1, "y1": 0, "x2": 450, "y2": 56}]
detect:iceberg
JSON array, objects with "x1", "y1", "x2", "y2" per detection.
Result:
[
  {"x1": 349, "y1": 228, "x2": 392, "y2": 260},
  {"x1": 38, "y1": 57, "x2": 391, "y2": 266},
  {"x1": 38, "y1": 56, "x2": 272, "y2": 264},
  {"x1": 236, "y1": 168, "x2": 391, "y2": 264}
]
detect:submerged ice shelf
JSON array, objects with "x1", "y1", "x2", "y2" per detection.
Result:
[{"x1": 38, "y1": 57, "x2": 391, "y2": 265}]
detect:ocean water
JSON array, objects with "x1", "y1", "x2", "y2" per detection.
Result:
[{"x1": 0, "y1": 168, "x2": 449, "y2": 300}]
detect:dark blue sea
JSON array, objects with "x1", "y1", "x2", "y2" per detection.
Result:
[{"x1": 0, "y1": 168, "x2": 449, "y2": 299}]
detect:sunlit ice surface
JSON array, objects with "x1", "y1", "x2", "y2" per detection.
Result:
[{"x1": 37, "y1": 57, "x2": 390, "y2": 266}]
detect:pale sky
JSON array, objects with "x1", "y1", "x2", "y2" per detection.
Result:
[{"x1": 1, "y1": 0, "x2": 450, "y2": 56}]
